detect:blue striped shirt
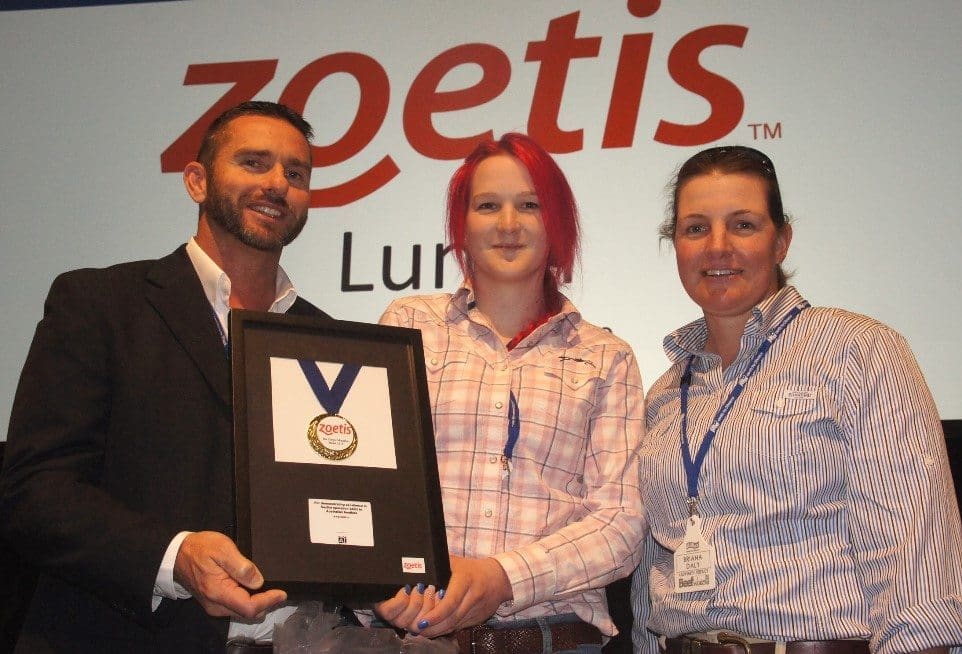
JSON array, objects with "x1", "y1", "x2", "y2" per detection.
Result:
[{"x1": 631, "y1": 286, "x2": 962, "y2": 653}]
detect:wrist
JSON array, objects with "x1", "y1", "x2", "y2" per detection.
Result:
[{"x1": 486, "y1": 557, "x2": 513, "y2": 604}]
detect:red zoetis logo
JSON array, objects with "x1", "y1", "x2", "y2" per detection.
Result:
[
  {"x1": 402, "y1": 557, "x2": 426, "y2": 573},
  {"x1": 161, "y1": 1, "x2": 747, "y2": 208}
]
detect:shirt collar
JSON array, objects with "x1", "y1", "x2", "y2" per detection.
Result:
[
  {"x1": 185, "y1": 238, "x2": 298, "y2": 339},
  {"x1": 446, "y1": 281, "x2": 583, "y2": 347},
  {"x1": 664, "y1": 285, "x2": 807, "y2": 362}
]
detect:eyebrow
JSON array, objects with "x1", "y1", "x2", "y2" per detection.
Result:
[
  {"x1": 233, "y1": 148, "x2": 271, "y2": 160},
  {"x1": 234, "y1": 148, "x2": 311, "y2": 172},
  {"x1": 470, "y1": 191, "x2": 537, "y2": 201},
  {"x1": 680, "y1": 209, "x2": 761, "y2": 219}
]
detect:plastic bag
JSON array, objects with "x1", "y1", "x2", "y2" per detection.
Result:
[
  {"x1": 273, "y1": 602, "x2": 458, "y2": 653},
  {"x1": 272, "y1": 601, "x2": 342, "y2": 654}
]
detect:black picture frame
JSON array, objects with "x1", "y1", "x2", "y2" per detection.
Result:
[{"x1": 230, "y1": 310, "x2": 450, "y2": 603}]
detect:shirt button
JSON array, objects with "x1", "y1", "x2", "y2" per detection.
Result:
[
  {"x1": 489, "y1": 455, "x2": 498, "y2": 464},
  {"x1": 571, "y1": 377, "x2": 579, "y2": 384},
  {"x1": 774, "y1": 399, "x2": 785, "y2": 408},
  {"x1": 495, "y1": 401, "x2": 503, "y2": 409},
  {"x1": 430, "y1": 357, "x2": 438, "y2": 365},
  {"x1": 484, "y1": 508, "x2": 493, "y2": 517}
]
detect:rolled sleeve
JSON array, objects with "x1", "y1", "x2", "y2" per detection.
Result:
[{"x1": 842, "y1": 326, "x2": 962, "y2": 652}]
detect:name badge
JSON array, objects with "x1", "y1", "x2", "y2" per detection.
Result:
[{"x1": 673, "y1": 515, "x2": 716, "y2": 593}]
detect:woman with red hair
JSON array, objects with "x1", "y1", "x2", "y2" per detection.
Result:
[{"x1": 376, "y1": 133, "x2": 646, "y2": 653}]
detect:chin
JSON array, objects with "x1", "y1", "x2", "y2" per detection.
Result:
[{"x1": 699, "y1": 292, "x2": 770, "y2": 318}]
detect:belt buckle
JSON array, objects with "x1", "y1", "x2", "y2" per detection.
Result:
[{"x1": 718, "y1": 632, "x2": 753, "y2": 654}]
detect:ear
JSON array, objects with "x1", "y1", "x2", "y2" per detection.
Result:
[
  {"x1": 183, "y1": 162, "x2": 208, "y2": 204},
  {"x1": 775, "y1": 223, "x2": 793, "y2": 263}
]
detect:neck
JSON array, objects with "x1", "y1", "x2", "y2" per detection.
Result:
[
  {"x1": 704, "y1": 313, "x2": 750, "y2": 369},
  {"x1": 195, "y1": 219, "x2": 281, "y2": 311},
  {"x1": 472, "y1": 277, "x2": 549, "y2": 344}
]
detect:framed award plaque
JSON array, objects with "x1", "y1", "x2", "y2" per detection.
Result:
[{"x1": 230, "y1": 310, "x2": 450, "y2": 603}]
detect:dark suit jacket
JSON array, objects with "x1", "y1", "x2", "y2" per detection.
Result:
[{"x1": 0, "y1": 246, "x2": 328, "y2": 653}]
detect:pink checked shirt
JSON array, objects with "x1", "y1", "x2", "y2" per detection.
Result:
[{"x1": 380, "y1": 286, "x2": 646, "y2": 635}]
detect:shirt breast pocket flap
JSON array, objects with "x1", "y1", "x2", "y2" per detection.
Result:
[
  {"x1": 748, "y1": 385, "x2": 820, "y2": 417},
  {"x1": 541, "y1": 358, "x2": 604, "y2": 392},
  {"x1": 423, "y1": 346, "x2": 468, "y2": 374}
]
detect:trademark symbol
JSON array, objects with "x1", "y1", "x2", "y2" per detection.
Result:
[{"x1": 747, "y1": 122, "x2": 782, "y2": 140}]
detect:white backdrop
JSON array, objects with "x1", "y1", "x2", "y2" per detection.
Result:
[{"x1": 1, "y1": 1, "x2": 960, "y2": 437}]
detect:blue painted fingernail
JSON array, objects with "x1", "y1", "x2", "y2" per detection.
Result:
[
  {"x1": 403, "y1": 584, "x2": 412, "y2": 595},
  {"x1": 416, "y1": 583, "x2": 425, "y2": 594},
  {"x1": 438, "y1": 588, "x2": 446, "y2": 599},
  {"x1": 418, "y1": 619, "x2": 430, "y2": 630}
]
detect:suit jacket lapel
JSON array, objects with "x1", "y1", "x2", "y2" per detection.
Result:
[{"x1": 144, "y1": 245, "x2": 231, "y2": 407}]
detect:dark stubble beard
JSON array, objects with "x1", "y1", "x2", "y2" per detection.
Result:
[{"x1": 203, "y1": 175, "x2": 308, "y2": 252}]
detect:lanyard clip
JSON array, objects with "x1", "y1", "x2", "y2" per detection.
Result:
[{"x1": 686, "y1": 496, "x2": 700, "y2": 518}]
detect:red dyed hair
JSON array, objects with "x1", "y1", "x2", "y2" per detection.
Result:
[{"x1": 446, "y1": 133, "x2": 580, "y2": 306}]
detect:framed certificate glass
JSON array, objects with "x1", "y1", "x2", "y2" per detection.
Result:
[{"x1": 230, "y1": 310, "x2": 449, "y2": 602}]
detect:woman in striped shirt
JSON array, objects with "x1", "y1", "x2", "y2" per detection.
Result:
[{"x1": 631, "y1": 145, "x2": 962, "y2": 654}]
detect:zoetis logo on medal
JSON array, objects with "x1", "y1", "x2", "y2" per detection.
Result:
[{"x1": 307, "y1": 413, "x2": 358, "y2": 461}]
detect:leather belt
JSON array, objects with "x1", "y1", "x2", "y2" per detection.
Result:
[
  {"x1": 455, "y1": 620, "x2": 602, "y2": 654},
  {"x1": 225, "y1": 640, "x2": 272, "y2": 654},
  {"x1": 665, "y1": 635, "x2": 870, "y2": 654}
]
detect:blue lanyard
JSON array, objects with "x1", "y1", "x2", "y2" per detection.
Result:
[
  {"x1": 501, "y1": 390, "x2": 520, "y2": 470},
  {"x1": 297, "y1": 360, "x2": 362, "y2": 415},
  {"x1": 679, "y1": 302, "x2": 809, "y2": 513},
  {"x1": 212, "y1": 307, "x2": 229, "y2": 356}
]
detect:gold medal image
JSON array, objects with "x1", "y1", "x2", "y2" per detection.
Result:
[{"x1": 307, "y1": 413, "x2": 358, "y2": 460}]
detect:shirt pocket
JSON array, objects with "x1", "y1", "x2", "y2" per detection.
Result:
[
  {"x1": 522, "y1": 356, "x2": 604, "y2": 449},
  {"x1": 517, "y1": 358, "x2": 606, "y2": 476},
  {"x1": 737, "y1": 385, "x2": 823, "y2": 459},
  {"x1": 536, "y1": 356, "x2": 606, "y2": 410},
  {"x1": 736, "y1": 385, "x2": 843, "y2": 516},
  {"x1": 422, "y1": 345, "x2": 473, "y2": 415}
]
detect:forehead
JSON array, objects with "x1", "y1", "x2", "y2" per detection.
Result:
[
  {"x1": 471, "y1": 154, "x2": 535, "y2": 194},
  {"x1": 678, "y1": 172, "x2": 769, "y2": 212},
  {"x1": 217, "y1": 115, "x2": 310, "y2": 160}
]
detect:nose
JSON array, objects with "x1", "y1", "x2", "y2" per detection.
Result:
[
  {"x1": 496, "y1": 204, "x2": 520, "y2": 233},
  {"x1": 263, "y1": 163, "x2": 289, "y2": 197},
  {"x1": 705, "y1": 226, "x2": 732, "y2": 254}
]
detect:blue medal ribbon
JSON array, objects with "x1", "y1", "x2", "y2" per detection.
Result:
[
  {"x1": 297, "y1": 360, "x2": 362, "y2": 415},
  {"x1": 680, "y1": 301, "x2": 809, "y2": 510}
]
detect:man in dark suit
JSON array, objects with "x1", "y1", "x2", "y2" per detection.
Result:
[{"x1": 0, "y1": 101, "x2": 328, "y2": 652}]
